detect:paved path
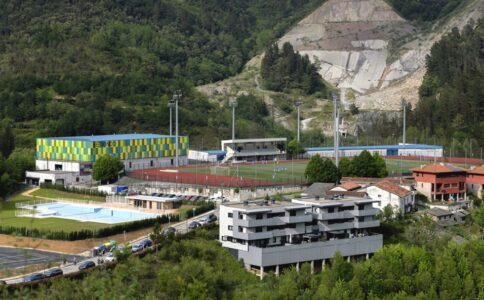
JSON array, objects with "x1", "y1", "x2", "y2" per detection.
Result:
[{"x1": 3, "y1": 209, "x2": 218, "y2": 285}]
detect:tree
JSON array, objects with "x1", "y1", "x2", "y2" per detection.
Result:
[
  {"x1": 92, "y1": 154, "x2": 124, "y2": 184},
  {"x1": 379, "y1": 204, "x2": 395, "y2": 222},
  {"x1": 287, "y1": 139, "x2": 305, "y2": 159},
  {"x1": 305, "y1": 155, "x2": 339, "y2": 183},
  {"x1": 0, "y1": 122, "x2": 15, "y2": 158},
  {"x1": 351, "y1": 150, "x2": 378, "y2": 177},
  {"x1": 6, "y1": 148, "x2": 35, "y2": 182},
  {"x1": 373, "y1": 153, "x2": 388, "y2": 178},
  {"x1": 339, "y1": 158, "x2": 354, "y2": 177}
]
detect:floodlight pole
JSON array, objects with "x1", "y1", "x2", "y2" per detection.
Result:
[
  {"x1": 229, "y1": 98, "x2": 238, "y2": 141},
  {"x1": 402, "y1": 99, "x2": 406, "y2": 145},
  {"x1": 295, "y1": 99, "x2": 303, "y2": 143},
  {"x1": 171, "y1": 90, "x2": 182, "y2": 168},
  {"x1": 332, "y1": 92, "x2": 340, "y2": 185},
  {"x1": 168, "y1": 101, "x2": 173, "y2": 136}
]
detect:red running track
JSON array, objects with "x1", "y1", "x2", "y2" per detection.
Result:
[{"x1": 128, "y1": 168, "x2": 305, "y2": 188}]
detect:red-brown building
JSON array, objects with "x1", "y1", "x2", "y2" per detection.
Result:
[
  {"x1": 466, "y1": 166, "x2": 484, "y2": 199},
  {"x1": 412, "y1": 163, "x2": 466, "y2": 201}
]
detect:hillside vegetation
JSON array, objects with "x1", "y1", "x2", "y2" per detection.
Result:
[
  {"x1": 386, "y1": 0, "x2": 465, "y2": 22},
  {"x1": 0, "y1": 0, "x2": 325, "y2": 149},
  {"x1": 6, "y1": 220, "x2": 484, "y2": 299}
]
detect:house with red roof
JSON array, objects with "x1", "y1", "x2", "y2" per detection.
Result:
[
  {"x1": 412, "y1": 163, "x2": 467, "y2": 201},
  {"x1": 466, "y1": 165, "x2": 484, "y2": 199},
  {"x1": 366, "y1": 180, "x2": 414, "y2": 214}
]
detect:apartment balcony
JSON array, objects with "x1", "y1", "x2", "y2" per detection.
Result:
[
  {"x1": 351, "y1": 208, "x2": 380, "y2": 217},
  {"x1": 234, "y1": 218, "x2": 284, "y2": 228},
  {"x1": 316, "y1": 211, "x2": 352, "y2": 221},
  {"x1": 354, "y1": 220, "x2": 380, "y2": 229},
  {"x1": 280, "y1": 214, "x2": 313, "y2": 224},
  {"x1": 319, "y1": 221, "x2": 354, "y2": 231},
  {"x1": 232, "y1": 228, "x2": 306, "y2": 240}
]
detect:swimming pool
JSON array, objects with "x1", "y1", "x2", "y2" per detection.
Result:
[{"x1": 20, "y1": 202, "x2": 159, "y2": 224}]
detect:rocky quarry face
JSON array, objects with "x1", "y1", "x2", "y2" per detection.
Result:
[{"x1": 279, "y1": 0, "x2": 483, "y2": 111}]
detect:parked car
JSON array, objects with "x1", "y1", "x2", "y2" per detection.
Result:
[
  {"x1": 23, "y1": 273, "x2": 45, "y2": 283},
  {"x1": 78, "y1": 260, "x2": 95, "y2": 270},
  {"x1": 105, "y1": 252, "x2": 117, "y2": 263},
  {"x1": 188, "y1": 221, "x2": 201, "y2": 230},
  {"x1": 132, "y1": 239, "x2": 152, "y2": 252},
  {"x1": 44, "y1": 267, "x2": 63, "y2": 278},
  {"x1": 199, "y1": 213, "x2": 218, "y2": 226},
  {"x1": 162, "y1": 227, "x2": 177, "y2": 235}
]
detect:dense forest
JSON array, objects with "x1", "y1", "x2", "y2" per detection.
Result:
[
  {"x1": 5, "y1": 215, "x2": 484, "y2": 299},
  {"x1": 386, "y1": 0, "x2": 465, "y2": 22},
  {"x1": 0, "y1": 0, "x2": 325, "y2": 149},
  {"x1": 414, "y1": 19, "x2": 483, "y2": 153},
  {"x1": 261, "y1": 42, "x2": 327, "y2": 95}
]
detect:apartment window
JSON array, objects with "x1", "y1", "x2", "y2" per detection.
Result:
[
  {"x1": 328, "y1": 207, "x2": 334, "y2": 213},
  {"x1": 150, "y1": 160, "x2": 154, "y2": 167},
  {"x1": 228, "y1": 225, "x2": 233, "y2": 231},
  {"x1": 358, "y1": 217, "x2": 365, "y2": 222},
  {"x1": 287, "y1": 223, "x2": 296, "y2": 229},
  {"x1": 54, "y1": 164, "x2": 62, "y2": 171},
  {"x1": 157, "y1": 203, "x2": 161, "y2": 210},
  {"x1": 129, "y1": 162, "x2": 132, "y2": 168},
  {"x1": 228, "y1": 213, "x2": 233, "y2": 218},
  {"x1": 272, "y1": 237, "x2": 277, "y2": 243},
  {"x1": 289, "y1": 210, "x2": 296, "y2": 216},
  {"x1": 256, "y1": 213, "x2": 264, "y2": 220},
  {"x1": 255, "y1": 227, "x2": 263, "y2": 233},
  {"x1": 238, "y1": 214, "x2": 243, "y2": 220},
  {"x1": 238, "y1": 226, "x2": 243, "y2": 232}
]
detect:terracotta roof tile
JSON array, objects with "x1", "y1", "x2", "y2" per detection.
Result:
[
  {"x1": 467, "y1": 165, "x2": 484, "y2": 175},
  {"x1": 411, "y1": 163, "x2": 465, "y2": 174},
  {"x1": 337, "y1": 182, "x2": 361, "y2": 191},
  {"x1": 375, "y1": 180, "x2": 411, "y2": 198}
]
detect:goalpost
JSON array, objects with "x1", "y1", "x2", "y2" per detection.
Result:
[{"x1": 210, "y1": 166, "x2": 231, "y2": 176}]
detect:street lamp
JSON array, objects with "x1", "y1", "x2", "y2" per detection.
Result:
[
  {"x1": 229, "y1": 98, "x2": 238, "y2": 141},
  {"x1": 170, "y1": 90, "x2": 182, "y2": 167},
  {"x1": 294, "y1": 99, "x2": 303, "y2": 143}
]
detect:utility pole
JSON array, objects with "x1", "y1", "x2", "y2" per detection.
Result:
[
  {"x1": 332, "y1": 92, "x2": 340, "y2": 185},
  {"x1": 229, "y1": 98, "x2": 237, "y2": 141},
  {"x1": 295, "y1": 99, "x2": 303, "y2": 143},
  {"x1": 170, "y1": 90, "x2": 182, "y2": 167},
  {"x1": 401, "y1": 99, "x2": 406, "y2": 145}
]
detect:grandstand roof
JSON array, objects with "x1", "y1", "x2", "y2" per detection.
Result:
[
  {"x1": 205, "y1": 150, "x2": 227, "y2": 155},
  {"x1": 305, "y1": 144, "x2": 442, "y2": 151},
  {"x1": 40, "y1": 134, "x2": 179, "y2": 142}
]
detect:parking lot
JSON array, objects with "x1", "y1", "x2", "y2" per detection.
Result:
[{"x1": 0, "y1": 247, "x2": 81, "y2": 269}]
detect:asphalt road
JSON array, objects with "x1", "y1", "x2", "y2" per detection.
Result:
[
  {"x1": 0, "y1": 247, "x2": 81, "y2": 269},
  {"x1": 3, "y1": 209, "x2": 218, "y2": 285}
]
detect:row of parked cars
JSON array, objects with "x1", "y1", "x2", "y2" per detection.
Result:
[{"x1": 148, "y1": 192, "x2": 224, "y2": 202}]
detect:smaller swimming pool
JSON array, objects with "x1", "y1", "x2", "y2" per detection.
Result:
[{"x1": 20, "y1": 202, "x2": 159, "y2": 224}]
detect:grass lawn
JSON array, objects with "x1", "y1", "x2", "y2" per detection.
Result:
[
  {"x1": 0, "y1": 193, "x2": 110, "y2": 232},
  {"x1": 30, "y1": 189, "x2": 106, "y2": 202},
  {"x1": 181, "y1": 159, "x2": 472, "y2": 180}
]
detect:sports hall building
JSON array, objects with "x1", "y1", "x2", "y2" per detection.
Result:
[{"x1": 26, "y1": 134, "x2": 188, "y2": 186}]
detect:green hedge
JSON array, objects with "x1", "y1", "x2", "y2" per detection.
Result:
[
  {"x1": 40, "y1": 183, "x2": 107, "y2": 197},
  {"x1": 0, "y1": 214, "x2": 180, "y2": 241},
  {"x1": 184, "y1": 202, "x2": 215, "y2": 219}
]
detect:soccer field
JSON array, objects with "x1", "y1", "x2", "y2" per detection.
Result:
[
  {"x1": 182, "y1": 161, "x2": 308, "y2": 183},
  {"x1": 181, "y1": 158, "x2": 462, "y2": 181}
]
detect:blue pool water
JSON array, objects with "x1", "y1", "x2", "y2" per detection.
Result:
[{"x1": 23, "y1": 202, "x2": 158, "y2": 224}]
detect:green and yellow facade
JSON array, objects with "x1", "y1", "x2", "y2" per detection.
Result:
[{"x1": 36, "y1": 134, "x2": 189, "y2": 162}]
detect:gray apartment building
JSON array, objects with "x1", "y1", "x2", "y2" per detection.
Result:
[{"x1": 219, "y1": 196, "x2": 383, "y2": 278}]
